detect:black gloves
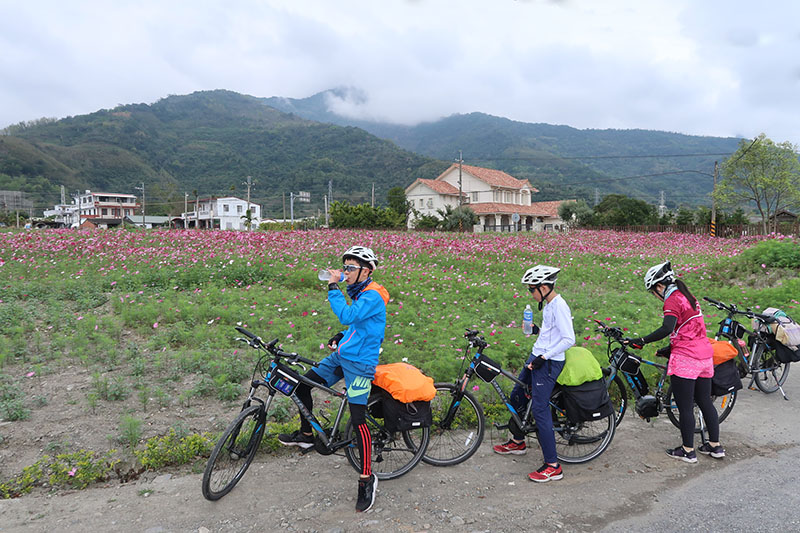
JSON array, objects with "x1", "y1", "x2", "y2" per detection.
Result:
[
  {"x1": 623, "y1": 338, "x2": 645, "y2": 350},
  {"x1": 328, "y1": 332, "x2": 344, "y2": 349},
  {"x1": 531, "y1": 323, "x2": 541, "y2": 335},
  {"x1": 655, "y1": 345, "x2": 671, "y2": 359},
  {"x1": 531, "y1": 356, "x2": 546, "y2": 370}
]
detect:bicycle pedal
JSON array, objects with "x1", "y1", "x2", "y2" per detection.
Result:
[
  {"x1": 493, "y1": 423, "x2": 509, "y2": 431},
  {"x1": 299, "y1": 446, "x2": 315, "y2": 455}
]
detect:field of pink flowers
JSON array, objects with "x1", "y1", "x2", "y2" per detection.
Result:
[{"x1": 1, "y1": 228, "x2": 784, "y2": 379}]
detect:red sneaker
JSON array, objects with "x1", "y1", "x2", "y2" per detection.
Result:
[
  {"x1": 528, "y1": 463, "x2": 563, "y2": 482},
  {"x1": 492, "y1": 439, "x2": 527, "y2": 455}
]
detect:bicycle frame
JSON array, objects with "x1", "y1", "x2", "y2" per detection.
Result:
[
  {"x1": 606, "y1": 356, "x2": 670, "y2": 408},
  {"x1": 443, "y1": 332, "x2": 564, "y2": 436}
]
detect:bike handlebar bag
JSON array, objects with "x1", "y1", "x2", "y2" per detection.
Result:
[{"x1": 473, "y1": 353, "x2": 502, "y2": 383}]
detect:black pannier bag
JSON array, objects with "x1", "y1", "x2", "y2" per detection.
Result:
[
  {"x1": 711, "y1": 359, "x2": 743, "y2": 396},
  {"x1": 561, "y1": 378, "x2": 614, "y2": 424},
  {"x1": 769, "y1": 334, "x2": 800, "y2": 363},
  {"x1": 370, "y1": 387, "x2": 432, "y2": 432},
  {"x1": 474, "y1": 353, "x2": 503, "y2": 383}
]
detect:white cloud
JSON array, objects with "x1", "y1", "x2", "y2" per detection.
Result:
[{"x1": 1, "y1": 0, "x2": 798, "y2": 145}]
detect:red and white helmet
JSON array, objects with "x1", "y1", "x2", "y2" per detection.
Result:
[{"x1": 343, "y1": 246, "x2": 378, "y2": 270}]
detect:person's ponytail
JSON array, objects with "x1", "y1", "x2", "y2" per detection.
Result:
[{"x1": 674, "y1": 279, "x2": 697, "y2": 309}]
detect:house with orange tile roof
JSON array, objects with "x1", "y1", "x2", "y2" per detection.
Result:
[{"x1": 405, "y1": 163, "x2": 574, "y2": 232}]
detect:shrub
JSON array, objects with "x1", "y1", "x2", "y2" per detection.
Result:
[
  {"x1": 134, "y1": 429, "x2": 215, "y2": 469},
  {"x1": 740, "y1": 238, "x2": 800, "y2": 269},
  {"x1": 0, "y1": 375, "x2": 29, "y2": 421}
]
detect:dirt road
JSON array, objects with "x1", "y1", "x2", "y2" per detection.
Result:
[{"x1": 2, "y1": 376, "x2": 798, "y2": 533}]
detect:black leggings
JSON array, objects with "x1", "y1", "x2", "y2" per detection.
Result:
[
  {"x1": 670, "y1": 375, "x2": 720, "y2": 448},
  {"x1": 296, "y1": 369, "x2": 371, "y2": 476}
]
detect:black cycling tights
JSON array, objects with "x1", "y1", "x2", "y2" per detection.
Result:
[
  {"x1": 296, "y1": 370, "x2": 372, "y2": 476},
  {"x1": 670, "y1": 375, "x2": 720, "y2": 448}
]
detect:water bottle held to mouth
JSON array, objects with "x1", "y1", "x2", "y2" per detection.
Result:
[{"x1": 318, "y1": 269, "x2": 346, "y2": 282}]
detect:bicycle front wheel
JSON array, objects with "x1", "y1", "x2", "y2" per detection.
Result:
[
  {"x1": 664, "y1": 385, "x2": 736, "y2": 432},
  {"x1": 202, "y1": 403, "x2": 266, "y2": 501},
  {"x1": 551, "y1": 403, "x2": 615, "y2": 464},
  {"x1": 421, "y1": 383, "x2": 485, "y2": 466},
  {"x1": 344, "y1": 395, "x2": 430, "y2": 480},
  {"x1": 605, "y1": 372, "x2": 628, "y2": 427},
  {"x1": 752, "y1": 343, "x2": 790, "y2": 393}
]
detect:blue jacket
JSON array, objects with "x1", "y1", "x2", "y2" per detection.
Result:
[{"x1": 328, "y1": 282, "x2": 389, "y2": 368}]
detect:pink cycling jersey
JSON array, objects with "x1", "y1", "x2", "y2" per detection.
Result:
[{"x1": 664, "y1": 289, "x2": 713, "y2": 379}]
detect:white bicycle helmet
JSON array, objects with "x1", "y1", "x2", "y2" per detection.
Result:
[
  {"x1": 521, "y1": 265, "x2": 560, "y2": 286},
  {"x1": 644, "y1": 261, "x2": 674, "y2": 290},
  {"x1": 343, "y1": 245, "x2": 378, "y2": 270}
]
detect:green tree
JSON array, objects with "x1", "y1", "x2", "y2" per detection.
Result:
[
  {"x1": 592, "y1": 194, "x2": 657, "y2": 226},
  {"x1": 240, "y1": 208, "x2": 255, "y2": 231},
  {"x1": 386, "y1": 187, "x2": 409, "y2": 216},
  {"x1": 558, "y1": 199, "x2": 593, "y2": 227},
  {"x1": 715, "y1": 134, "x2": 800, "y2": 233},
  {"x1": 436, "y1": 205, "x2": 478, "y2": 232},
  {"x1": 674, "y1": 206, "x2": 694, "y2": 225}
]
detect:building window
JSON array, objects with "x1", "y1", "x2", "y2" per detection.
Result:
[
  {"x1": 419, "y1": 199, "x2": 424, "y2": 207},
  {"x1": 505, "y1": 191, "x2": 511, "y2": 203},
  {"x1": 223, "y1": 204, "x2": 229, "y2": 213},
  {"x1": 237, "y1": 205, "x2": 243, "y2": 213},
  {"x1": 101, "y1": 208, "x2": 107, "y2": 216},
  {"x1": 472, "y1": 192, "x2": 478, "y2": 202}
]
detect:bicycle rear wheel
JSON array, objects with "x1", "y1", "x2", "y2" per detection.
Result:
[
  {"x1": 752, "y1": 343, "x2": 790, "y2": 393},
  {"x1": 344, "y1": 395, "x2": 430, "y2": 480},
  {"x1": 421, "y1": 383, "x2": 485, "y2": 466},
  {"x1": 202, "y1": 403, "x2": 266, "y2": 501},
  {"x1": 664, "y1": 385, "x2": 735, "y2": 432},
  {"x1": 605, "y1": 372, "x2": 628, "y2": 426},
  {"x1": 550, "y1": 401, "x2": 615, "y2": 464}
]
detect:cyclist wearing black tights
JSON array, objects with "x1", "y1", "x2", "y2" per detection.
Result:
[
  {"x1": 278, "y1": 245, "x2": 388, "y2": 512},
  {"x1": 625, "y1": 261, "x2": 725, "y2": 462}
]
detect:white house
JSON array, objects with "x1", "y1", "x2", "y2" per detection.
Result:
[
  {"x1": 405, "y1": 163, "x2": 571, "y2": 232},
  {"x1": 76, "y1": 190, "x2": 138, "y2": 223},
  {"x1": 43, "y1": 203, "x2": 80, "y2": 227},
  {"x1": 182, "y1": 196, "x2": 261, "y2": 230}
]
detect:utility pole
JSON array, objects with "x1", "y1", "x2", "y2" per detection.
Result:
[
  {"x1": 184, "y1": 192, "x2": 188, "y2": 228},
  {"x1": 371, "y1": 183, "x2": 375, "y2": 207},
  {"x1": 243, "y1": 175, "x2": 254, "y2": 230},
  {"x1": 594, "y1": 188, "x2": 600, "y2": 207},
  {"x1": 456, "y1": 150, "x2": 464, "y2": 206},
  {"x1": 282, "y1": 192, "x2": 286, "y2": 222},
  {"x1": 324, "y1": 194, "x2": 329, "y2": 227},
  {"x1": 328, "y1": 180, "x2": 333, "y2": 205},
  {"x1": 710, "y1": 161, "x2": 718, "y2": 237},
  {"x1": 135, "y1": 182, "x2": 145, "y2": 228}
]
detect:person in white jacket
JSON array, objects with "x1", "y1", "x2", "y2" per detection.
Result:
[{"x1": 492, "y1": 265, "x2": 575, "y2": 483}]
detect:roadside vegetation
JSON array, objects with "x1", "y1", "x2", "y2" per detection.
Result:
[{"x1": 1, "y1": 227, "x2": 798, "y2": 497}]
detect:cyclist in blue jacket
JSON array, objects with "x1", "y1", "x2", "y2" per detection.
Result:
[{"x1": 278, "y1": 245, "x2": 389, "y2": 512}]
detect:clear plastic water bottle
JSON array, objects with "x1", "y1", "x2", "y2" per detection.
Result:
[
  {"x1": 523, "y1": 304, "x2": 533, "y2": 335},
  {"x1": 318, "y1": 270, "x2": 346, "y2": 282}
]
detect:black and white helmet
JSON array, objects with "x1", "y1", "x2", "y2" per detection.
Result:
[
  {"x1": 343, "y1": 245, "x2": 378, "y2": 270},
  {"x1": 644, "y1": 261, "x2": 674, "y2": 290},
  {"x1": 521, "y1": 265, "x2": 560, "y2": 286}
]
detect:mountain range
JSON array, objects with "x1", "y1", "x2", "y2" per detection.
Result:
[{"x1": 0, "y1": 88, "x2": 742, "y2": 217}]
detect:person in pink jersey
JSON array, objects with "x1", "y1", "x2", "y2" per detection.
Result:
[{"x1": 625, "y1": 261, "x2": 725, "y2": 462}]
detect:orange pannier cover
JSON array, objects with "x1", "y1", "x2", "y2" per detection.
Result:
[
  {"x1": 710, "y1": 338, "x2": 738, "y2": 365},
  {"x1": 373, "y1": 362, "x2": 436, "y2": 403}
]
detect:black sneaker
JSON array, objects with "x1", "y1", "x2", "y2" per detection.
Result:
[
  {"x1": 277, "y1": 430, "x2": 314, "y2": 449},
  {"x1": 666, "y1": 445, "x2": 697, "y2": 463},
  {"x1": 356, "y1": 474, "x2": 378, "y2": 512},
  {"x1": 697, "y1": 442, "x2": 725, "y2": 459}
]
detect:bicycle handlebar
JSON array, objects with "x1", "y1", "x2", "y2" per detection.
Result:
[
  {"x1": 235, "y1": 327, "x2": 319, "y2": 367},
  {"x1": 702, "y1": 297, "x2": 777, "y2": 323}
]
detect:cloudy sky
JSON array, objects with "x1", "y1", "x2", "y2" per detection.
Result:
[{"x1": 2, "y1": 0, "x2": 799, "y2": 145}]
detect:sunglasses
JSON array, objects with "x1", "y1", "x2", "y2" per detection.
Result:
[
  {"x1": 528, "y1": 285, "x2": 539, "y2": 294},
  {"x1": 342, "y1": 264, "x2": 367, "y2": 273}
]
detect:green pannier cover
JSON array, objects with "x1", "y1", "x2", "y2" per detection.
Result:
[{"x1": 557, "y1": 346, "x2": 603, "y2": 386}]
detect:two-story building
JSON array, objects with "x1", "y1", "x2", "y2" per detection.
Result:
[
  {"x1": 77, "y1": 190, "x2": 138, "y2": 223},
  {"x1": 405, "y1": 163, "x2": 571, "y2": 232},
  {"x1": 181, "y1": 196, "x2": 262, "y2": 230}
]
